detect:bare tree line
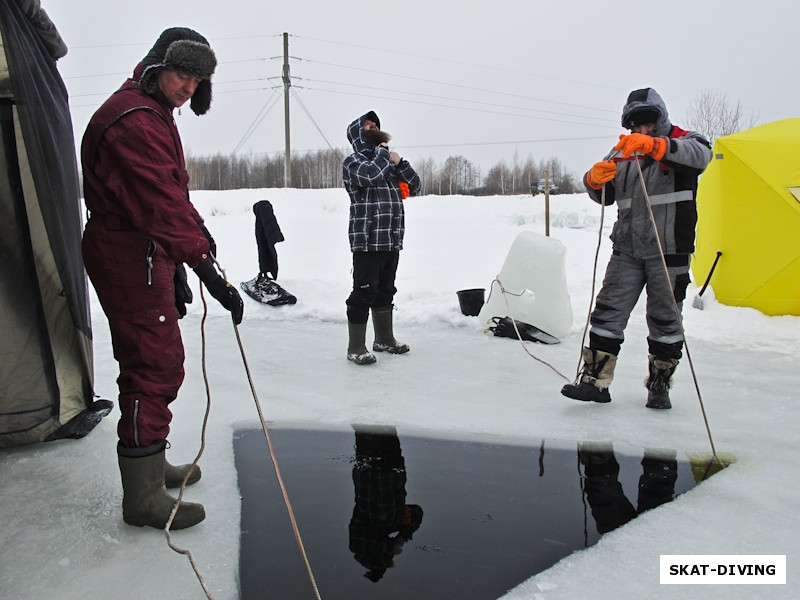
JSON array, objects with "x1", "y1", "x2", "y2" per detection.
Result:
[
  {"x1": 684, "y1": 90, "x2": 759, "y2": 147},
  {"x1": 187, "y1": 149, "x2": 579, "y2": 195}
]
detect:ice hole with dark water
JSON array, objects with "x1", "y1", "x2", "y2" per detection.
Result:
[{"x1": 233, "y1": 424, "x2": 725, "y2": 599}]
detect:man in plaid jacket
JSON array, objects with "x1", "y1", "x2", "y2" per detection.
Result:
[{"x1": 342, "y1": 111, "x2": 421, "y2": 365}]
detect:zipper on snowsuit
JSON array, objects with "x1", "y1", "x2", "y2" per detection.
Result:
[
  {"x1": 133, "y1": 399, "x2": 140, "y2": 447},
  {"x1": 146, "y1": 241, "x2": 155, "y2": 285}
]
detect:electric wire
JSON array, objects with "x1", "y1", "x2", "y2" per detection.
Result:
[
  {"x1": 294, "y1": 34, "x2": 628, "y2": 99},
  {"x1": 290, "y1": 88, "x2": 336, "y2": 151},
  {"x1": 303, "y1": 77, "x2": 617, "y2": 124},
  {"x1": 304, "y1": 58, "x2": 617, "y2": 116},
  {"x1": 232, "y1": 90, "x2": 281, "y2": 155},
  {"x1": 302, "y1": 84, "x2": 616, "y2": 129}
]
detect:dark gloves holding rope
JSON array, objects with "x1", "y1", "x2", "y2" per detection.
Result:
[
  {"x1": 585, "y1": 161, "x2": 617, "y2": 190},
  {"x1": 614, "y1": 133, "x2": 667, "y2": 160},
  {"x1": 193, "y1": 259, "x2": 244, "y2": 324}
]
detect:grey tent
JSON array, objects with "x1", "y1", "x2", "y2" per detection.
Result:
[{"x1": 0, "y1": 0, "x2": 110, "y2": 447}]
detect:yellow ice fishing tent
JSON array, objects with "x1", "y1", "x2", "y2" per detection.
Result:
[{"x1": 693, "y1": 118, "x2": 800, "y2": 316}]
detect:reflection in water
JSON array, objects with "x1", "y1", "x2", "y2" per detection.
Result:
[
  {"x1": 578, "y1": 441, "x2": 678, "y2": 535},
  {"x1": 349, "y1": 425, "x2": 424, "y2": 582},
  {"x1": 234, "y1": 427, "x2": 724, "y2": 599}
]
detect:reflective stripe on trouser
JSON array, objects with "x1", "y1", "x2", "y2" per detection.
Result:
[
  {"x1": 590, "y1": 252, "x2": 688, "y2": 346},
  {"x1": 110, "y1": 316, "x2": 185, "y2": 448}
]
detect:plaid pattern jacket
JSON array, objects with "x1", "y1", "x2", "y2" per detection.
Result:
[{"x1": 343, "y1": 113, "x2": 421, "y2": 252}]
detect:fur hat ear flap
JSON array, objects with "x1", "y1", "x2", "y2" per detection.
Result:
[
  {"x1": 139, "y1": 66, "x2": 160, "y2": 96},
  {"x1": 190, "y1": 80, "x2": 212, "y2": 115}
]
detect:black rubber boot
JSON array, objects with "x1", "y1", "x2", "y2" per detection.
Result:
[
  {"x1": 118, "y1": 442, "x2": 206, "y2": 529},
  {"x1": 372, "y1": 305, "x2": 410, "y2": 354},
  {"x1": 347, "y1": 321, "x2": 377, "y2": 365},
  {"x1": 645, "y1": 355, "x2": 678, "y2": 409},
  {"x1": 561, "y1": 348, "x2": 617, "y2": 403}
]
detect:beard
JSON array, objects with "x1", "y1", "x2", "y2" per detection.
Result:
[{"x1": 363, "y1": 128, "x2": 392, "y2": 146}]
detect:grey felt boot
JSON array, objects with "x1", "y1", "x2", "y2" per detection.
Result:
[
  {"x1": 371, "y1": 306, "x2": 410, "y2": 354},
  {"x1": 645, "y1": 355, "x2": 678, "y2": 409},
  {"x1": 347, "y1": 321, "x2": 377, "y2": 365},
  {"x1": 164, "y1": 459, "x2": 201, "y2": 489},
  {"x1": 561, "y1": 348, "x2": 618, "y2": 403},
  {"x1": 118, "y1": 442, "x2": 205, "y2": 529}
]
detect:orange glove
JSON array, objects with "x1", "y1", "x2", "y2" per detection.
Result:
[
  {"x1": 585, "y1": 161, "x2": 617, "y2": 190},
  {"x1": 614, "y1": 133, "x2": 667, "y2": 160},
  {"x1": 398, "y1": 181, "x2": 410, "y2": 199}
]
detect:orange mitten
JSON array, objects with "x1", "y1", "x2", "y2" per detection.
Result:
[
  {"x1": 614, "y1": 133, "x2": 667, "y2": 160},
  {"x1": 398, "y1": 181, "x2": 410, "y2": 199},
  {"x1": 585, "y1": 161, "x2": 617, "y2": 190}
]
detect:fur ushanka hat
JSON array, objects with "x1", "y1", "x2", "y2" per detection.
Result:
[{"x1": 139, "y1": 27, "x2": 216, "y2": 115}]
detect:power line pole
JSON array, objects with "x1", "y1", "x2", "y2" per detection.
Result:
[
  {"x1": 282, "y1": 32, "x2": 291, "y2": 187},
  {"x1": 544, "y1": 168, "x2": 551, "y2": 237}
]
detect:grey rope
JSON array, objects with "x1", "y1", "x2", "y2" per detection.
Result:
[
  {"x1": 163, "y1": 284, "x2": 214, "y2": 599},
  {"x1": 214, "y1": 258, "x2": 323, "y2": 600},
  {"x1": 485, "y1": 277, "x2": 571, "y2": 382},
  {"x1": 164, "y1": 259, "x2": 323, "y2": 600},
  {"x1": 573, "y1": 173, "x2": 611, "y2": 382},
  {"x1": 632, "y1": 157, "x2": 720, "y2": 462}
]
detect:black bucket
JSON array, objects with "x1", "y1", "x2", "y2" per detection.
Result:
[{"x1": 457, "y1": 288, "x2": 486, "y2": 316}]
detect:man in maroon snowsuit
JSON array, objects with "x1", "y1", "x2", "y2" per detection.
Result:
[{"x1": 81, "y1": 27, "x2": 242, "y2": 530}]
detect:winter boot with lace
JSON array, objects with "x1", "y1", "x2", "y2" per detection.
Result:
[
  {"x1": 118, "y1": 442, "x2": 206, "y2": 529},
  {"x1": 644, "y1": 355, "x2": 678, "y2": 409},
  {"x1": 371, "y1": 305, "x2": 410, "y2": 354},
  {"x1": 347, "y1": 321, "x2": 377, "y2": 365},
  {"x1": 561, "y1": 347, "x2": 617, "y2": 403}
]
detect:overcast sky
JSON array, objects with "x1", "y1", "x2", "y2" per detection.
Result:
[{"x1": 46, "y1": 0, "x2": 796, "y2": 177}]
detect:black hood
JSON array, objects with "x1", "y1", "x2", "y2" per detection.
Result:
[{"x1": 347, "y1": 111, "x2": 381, "y2": 153}]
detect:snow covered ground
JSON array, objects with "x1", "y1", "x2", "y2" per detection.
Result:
[{"x1": 1, "y1": 188, "x2": 796, "y2": 599}]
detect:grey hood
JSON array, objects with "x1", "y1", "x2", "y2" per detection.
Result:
[{"x1": 620, "y1": 88, "x2": 671, "y2": 137}]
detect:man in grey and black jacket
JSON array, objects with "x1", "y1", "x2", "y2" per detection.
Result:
[
  {"x1": 561, "y1": 88, "x2": 711, "y2": 409},
  {"x1": 342, "y1": 111, "x2": 421, "y2": 365}
]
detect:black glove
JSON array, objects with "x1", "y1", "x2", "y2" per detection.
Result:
[
  {"x1": 173, "y1": 263, "x2": 193, "y2": 318},
  {"x1": 193, "y1": 260, "x2": 244, "y2": 324},
  {"x1": 487, "y1": 316, "x2": 560, "y2": 345},
  {"x1": 198, "y1": 222, "x2": 217, "y2": 258}
]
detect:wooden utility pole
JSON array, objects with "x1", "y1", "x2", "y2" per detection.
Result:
[
  {"x1": 544, "y1": 169, "x2": 551, "y2": 237},
  {"x1": 282, "y1": 32, "x2": 291, "y2": 187}
]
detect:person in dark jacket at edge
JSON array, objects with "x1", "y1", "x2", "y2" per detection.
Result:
[
  {"x1": 343, "y1": 111, "x2": 421, "y2": 365},
  {"x1": 81, "y1": 27, "x2": 243, "y2": 530},
  {"x1": 561, "y1": 88, "x2": 711, "y2": 409}
]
